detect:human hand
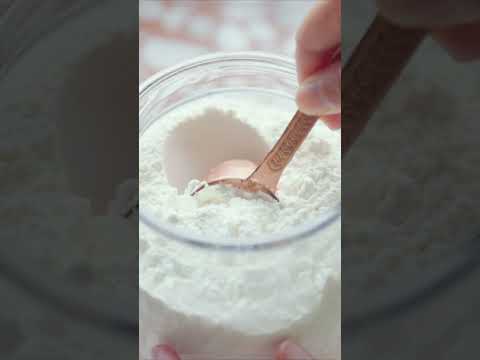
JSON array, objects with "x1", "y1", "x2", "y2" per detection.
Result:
[
  {"x1": 295, "y1": 0, "x2": 341, "y2": 129},
  {"x1": 152, "y1": 340, "x2": 313, "y2": 360},
  {"x1": 377, "y1": 0, "x2": 480, "y2": 61}
]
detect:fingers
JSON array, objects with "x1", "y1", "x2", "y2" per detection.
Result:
[
  {"x1": 296, "y1": 61, "x2": 341, "y2": 119},
  {"x1": 432, "y1": 20, "x2": 480, "y2": 61},
  {"x1": 276, "y1": 340, "x2": 313, "y2": 360},
  {"x1": 152, "y1": 345, "x2": 181, "y2": 360},
  {"x1": 296, "y1": 0, "x2": 340, "y2": 81},
  {"x1": 152, "y1": 342, "x2": 315, "y2": 360},
  {"x1": 295, "y1": 0, "x2": 341, "y2": 127},
  {"x1": 376, "y1": 0, "x2": 480, "y2": 28}
]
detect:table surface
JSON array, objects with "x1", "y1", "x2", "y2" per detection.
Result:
[{"x1": 139, "y1": 0, "x2": 315, "y2": 81}]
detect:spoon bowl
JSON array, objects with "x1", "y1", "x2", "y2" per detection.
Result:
[
  {"x1": 205, "y1": 159, "x2": 257, "y2": 183},
  {"x1": 191, "y1": 159, "x2": 280, "y2": 200}
]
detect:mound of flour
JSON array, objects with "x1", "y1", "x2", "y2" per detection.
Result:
[
  {"x1": 140, "y1": 95, "x2": 341, "y2": 240},
  {"x1": 139, "y1": 94, "x2": 341, "y2": 358}
]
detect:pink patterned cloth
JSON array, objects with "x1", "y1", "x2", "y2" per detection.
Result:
[{"x1": 139, "y1": 0, "x2": 315, "y2": 81}]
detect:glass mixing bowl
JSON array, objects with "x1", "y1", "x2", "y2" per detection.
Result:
[{"x1": 138, "y1": 52, "x2": 341, "y2": 359}]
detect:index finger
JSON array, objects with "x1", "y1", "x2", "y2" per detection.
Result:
[{"x1": 296, "y1": 0, "x2": 341, "y2": 81}]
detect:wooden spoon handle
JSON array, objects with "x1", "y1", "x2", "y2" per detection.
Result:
[{"x1": 342, "y1": 16, "x2": 426, "y2": 156}]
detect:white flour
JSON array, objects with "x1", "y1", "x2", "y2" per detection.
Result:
[
  {"x1": 140, "y1": 94, "x2": 341, "y2": 240},
  {"x1": 139, "y1": 94, "x2": 341, "y2": 358}
]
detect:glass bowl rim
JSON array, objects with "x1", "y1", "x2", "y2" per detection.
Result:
[
  {"x1": 139, "y1": 51, "x2": 341, "y2": 252},
  {"x1": 139, "y1": 51, "x2": 298, "y2": 94}
]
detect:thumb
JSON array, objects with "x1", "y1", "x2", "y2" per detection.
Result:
[
  {"x1": 152, "y1": 345, "x2": 181, "y2": 360},
  {"x1": 296, "y1": 61, "x2": 341, "y2": 118},
  {"x1": 276, "y1": 340, "x2": 313, "y2": 360}
]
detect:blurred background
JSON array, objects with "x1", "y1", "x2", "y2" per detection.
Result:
[{"x1": 139, "y1": 0, "x2": 316, "y2": 81}]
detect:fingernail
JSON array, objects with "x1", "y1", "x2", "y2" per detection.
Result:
[
  {"x1": 277, "y1": 340, "x2": 313, "y2": 360},
  {"x1": 297, "y1": 65, "x2": 340, "y2": 116},
  {"x1": 297, "y1": 80, "x2": 339, "y2": 115},
  {"x1": 152, "y1": 345, "x2": 180, "y2": 360}
]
